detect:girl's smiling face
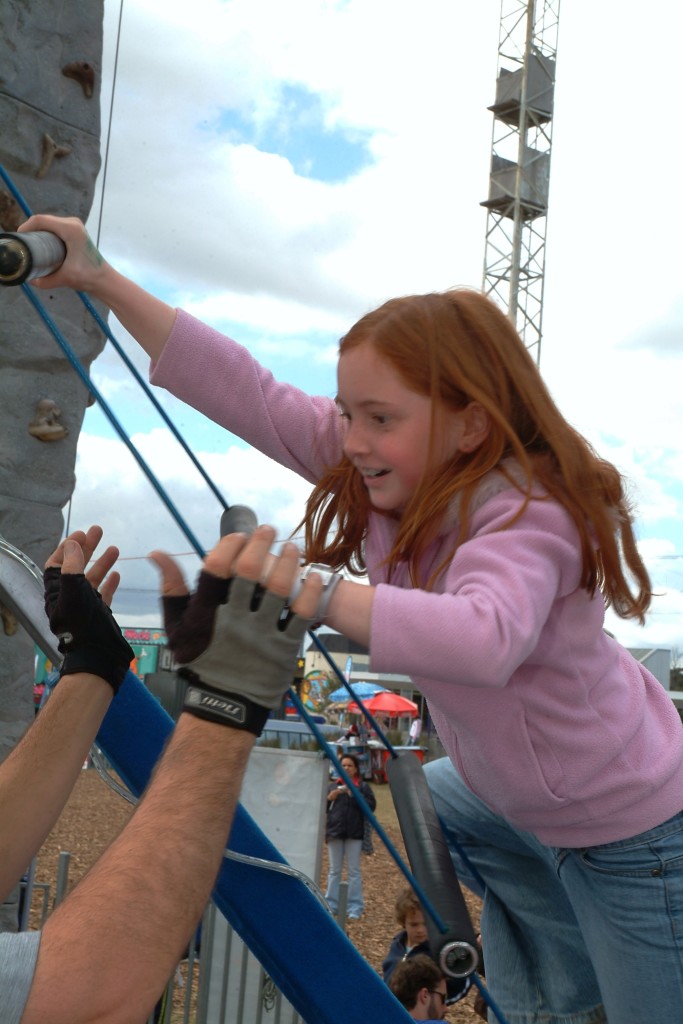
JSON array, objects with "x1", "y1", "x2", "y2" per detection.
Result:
[{"x1": 337, "y1": 342, "x2": 473, "y2": 515}]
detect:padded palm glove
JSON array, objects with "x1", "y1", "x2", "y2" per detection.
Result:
[
  {"x1": 162, "y1": 571, "x2": 313, "y2": 734},
  {"x1": 43, "y1": 567, "x2": 134, "y2": 693}
]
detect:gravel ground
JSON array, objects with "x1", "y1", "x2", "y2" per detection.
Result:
[{"x1": 31, "y1": 767, "x2": 485, "y2": 1022}]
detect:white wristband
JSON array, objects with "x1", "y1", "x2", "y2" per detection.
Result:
[{"x1": 289, "y1": 563, "x2": 342, "y2": 621}]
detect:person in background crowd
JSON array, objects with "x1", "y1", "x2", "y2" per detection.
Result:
[
  {"x1": 389, "y1": 955, "x2": 448, "y2": 1022},
  {"x1": 383, "y1": 887, "x2": 430, "y2": 983},
  {"x1": 324, "y1": 752, "x2": 376, "y2": 921},
  {"x1": 382, "y1": 887, "x2": 470, "y2": 1004}
]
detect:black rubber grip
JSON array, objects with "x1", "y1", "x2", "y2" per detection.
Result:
[
  {"x1": 220, "y1": 505, "x2": 258, "y2": 538},
  {"x1": 386, "y1": 752, "x2": 479, "y2": 978}
]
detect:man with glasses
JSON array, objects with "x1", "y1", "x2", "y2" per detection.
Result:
[{"x1": 388, "y1": 954, "x2": 448, "y2": 1021}]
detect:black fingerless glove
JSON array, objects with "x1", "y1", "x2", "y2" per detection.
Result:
[
  {"x1": 161, "y1": 572, "x2": 230, "y2": 662},
  {"x1": 44, "y1": 567, "x2": 135, "y2": 693}
]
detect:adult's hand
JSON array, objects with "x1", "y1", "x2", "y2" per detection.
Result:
[
  {"x1": 150, "y1": 526, "x2": 323, "y2": 732},
  {"x1": 44, "y1": 525, "x2": 134, "y2": 693}
]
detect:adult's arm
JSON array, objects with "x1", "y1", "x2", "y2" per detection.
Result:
[
  {"x1": 0, "y1": 526, "x2": 119, "y2": 901},
  {"x1": 21, "y1": 715, "x2": 254, "y2": 1024},
  {"x1": 0, "y1": 674, "x2": 112, "y2": 903},
  {"x1": 22, "y1": 527, "x2": 320, "y2": 1024},
  {"x1": 18, "y1": 216, "x2": 176, "y2": 362}
]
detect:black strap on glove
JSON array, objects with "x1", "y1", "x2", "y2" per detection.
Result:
[
  {"x1": 179, "y1": 672, "x2": 272, "y2": 736},
  {"x1": 43, "y1": 567, "x2": 135, "y2": 694}
]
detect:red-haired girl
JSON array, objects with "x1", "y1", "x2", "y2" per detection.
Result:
[{"x1": 26, "y1": 215, "x2": 683, "y2": 1024}]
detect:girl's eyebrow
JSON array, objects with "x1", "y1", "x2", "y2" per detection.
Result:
[{"x1": 335, "y1": 395, "x2": 394, "y2": 409}]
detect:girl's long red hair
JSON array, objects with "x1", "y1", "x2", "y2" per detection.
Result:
[{"x1": 300, "y1": 289, "x2": 651, "y2": 621}]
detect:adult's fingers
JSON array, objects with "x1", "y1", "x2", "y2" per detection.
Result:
[
  {"x1": 57, "y1": 538, "x2": 87, "y2": 575},
  {"x1": 44, "y1": 528, "x2": 87, "y2": 569},
  {"x1": 84, "y1": 544, "x2": 120, "y2": 590},
  {"x1": 45, "y1": 524, "x2": 106, "y2": 573},
  {"x1": 148, "y1": 550, "x2": 190, "y2": 597},
  {"x1": 203, "y1": 529, "x2": 264, "y2": 581},
  {"x1": 98, "y1": 570, "x2": 121, "y2": 608},
  {"x1": 258, "y1": 540, "x2": 301, "y2": 599},
  {"x1": 78, "y1": 524, "x2": 107, "y2": 568},
  {"x1": 237, "y1": 534, "x2": 322, "y2": 618}
]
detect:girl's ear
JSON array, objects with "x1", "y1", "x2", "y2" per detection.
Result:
[{"x1": 458, "y1": 401, "x2": 491, "y2": 453}]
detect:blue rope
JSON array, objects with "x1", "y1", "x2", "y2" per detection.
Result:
[
  {"x1": 19, "y1": 282, "x2": 206, "y2": 558},
  {"x1": 288, "y1": 689, "x2": 507, "y2": 1022},
  {"x1": 0, "y1": 162, "x2": 32, "y2": 211},
  {"x1": 0, "y1": 163, "x2": 392, "y2": 750},
  {"x1": 288, "y1": 685, "x2": 447, "y2": 935},
  {"x1": 471, "y1": 972, "x2": 507, "y2": 1023},
  {"x1": 79, "y1": 293, "x2": 229, "y2": 512},
  {"x1": 307, "y1": 630, "x2": 399, "y2": 756},
  {"x1": 0, "y1": 162, "x2": 230, "y2": 513}
]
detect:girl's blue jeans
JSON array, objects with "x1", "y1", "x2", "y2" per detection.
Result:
[{"x1": 424, "y1": 757, "x2": 683, "y2": 1024}]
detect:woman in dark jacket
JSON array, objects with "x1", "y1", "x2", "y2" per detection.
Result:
[{"x1": 325, "y1": 752, "x2": 376, "y2": 920}]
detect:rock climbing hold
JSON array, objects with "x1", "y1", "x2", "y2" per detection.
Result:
[
  {"x1": 37, "y1": 134, "x2": 72, "y2": 180},
  {"x1": 62, "y1": 60, "x2": 96, "y2": 99},
  {"x1": 28, "y1": 399, "x2": 69, "y2": 442}
]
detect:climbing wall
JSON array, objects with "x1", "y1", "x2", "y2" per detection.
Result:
[{"x1": 0, "y1": 1, "x2": 105, "y2": 931}]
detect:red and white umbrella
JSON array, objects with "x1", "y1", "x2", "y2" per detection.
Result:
[{"x1": 348, "y1": 691, "x2": 418, "y2": 718}]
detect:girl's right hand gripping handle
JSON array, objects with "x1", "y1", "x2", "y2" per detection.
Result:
[{"x1": 0, "y1": 231, "x2": 66, "y2": 286}]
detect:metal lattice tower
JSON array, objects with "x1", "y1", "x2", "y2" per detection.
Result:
[{"x1": 481, "y1": 0, "x2": 560, "y2": 364}]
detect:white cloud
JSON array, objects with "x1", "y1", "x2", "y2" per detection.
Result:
[
  {"x1": 94, "y1": 0, "x2": 500, "y2": 321},
  {"x1": 180, "y1": 288, "x2": 349, "y2": 344}
]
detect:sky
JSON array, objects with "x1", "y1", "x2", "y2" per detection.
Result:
[{"x1": 60, "y1": 0, "x2": 683, "y2": 654}]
